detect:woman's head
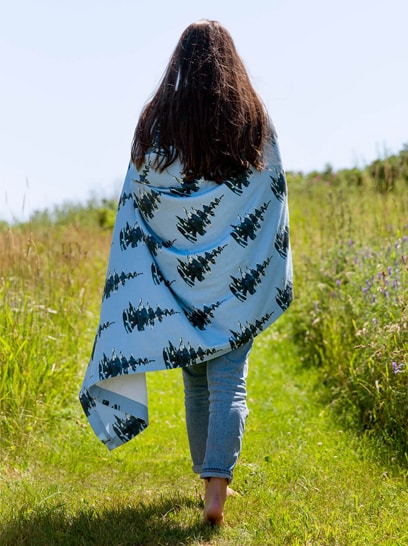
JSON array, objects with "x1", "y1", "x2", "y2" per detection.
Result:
[
  {"x1": 132, "y1": 20, "x2": 273, "y2": 182},
  {"x1": 169, "y1": 19, "x2": 251, "y2": 97}
]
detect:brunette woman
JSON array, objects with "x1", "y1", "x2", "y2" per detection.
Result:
[{"x1": 80, "y1": 19, "x2": 293, "y2": 526}]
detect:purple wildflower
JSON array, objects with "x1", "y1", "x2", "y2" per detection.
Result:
[{"x1": 392, "y1": 362, "x2": 404, "y2": 374}]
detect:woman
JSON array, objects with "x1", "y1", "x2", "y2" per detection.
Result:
[{"x1": 80, "y1": 19, "x2": 293, "y2": 526}]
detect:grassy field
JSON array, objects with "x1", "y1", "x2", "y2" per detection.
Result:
[{"x1": 1, "y1": 165, "x2": 407, "y2": 544}]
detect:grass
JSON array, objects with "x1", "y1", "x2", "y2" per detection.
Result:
[
  {"x1": 2, "y1": 325, "x2": 408, "y2": 544},
  {"x1": 287, "y1": 175, "x2": 408, "y2": 457},
  {"x1": 1, "y1": 167, "x2": 408, "y2": 544}
]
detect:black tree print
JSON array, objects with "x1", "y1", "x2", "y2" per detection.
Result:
[
  {"x1": 99, "y1": 350, "x2": 154, "y2": 379},
  {"x1": 231, "y1": 201, "x2": 271, "y2": 247},
  {"x1": 144, "y1": 234, "x2": 175, "y2": 257},
  {"x1": 229, "y1": 257, "x2": 272, "y2": 301},
  {"x1": 122, "y1": 300, "x2": 179, "y2": 333},
  {"x1": 177, "y1": 245, "x2": 227, "y2": 287},
  {"x1": 134, "y1": 163, "x2": 151, "y2": 185},
  {"x1": 224, "y1": 169, "x2": 253, "y2": 195},
  {"x1": 183, "y1": 301, "x2": 222, "y2": 330},
  {"x1": 162, "y1": 340, "x2": 217, "y2": 369},
  {"x1": 274, "y1": 225, "x2": 290, "y2": 259},
  {"x1": 151, "y1": 262, "x2": 175, "y2": 287},
  {"x1": 176, "y1": 196, "x2": 223, "y2": 242},
  {"x1": 112, "y1": 414, "x2": 147, "y2": 443},
  {"x1": 117, "y1": 191, "x2": 135, "y2": 210},
  {"x1": 275, "y1": 280, "x2": 293, "y2": 311},
  {"x1": 229, "y1": 312, "x2": 272, "y2": 349},
  {"x1": 170, "y1": 178, "x2": 200, "y2": 196},
  {"x1": 119, "y1": 222, "x2": 174, "y2": 255},
  {"x1": 136, "y1": 189, "x2": 161, "y2": 219},
  {"x1": 119, "y1": 222, "x2": 144, "y2": 250},
  {"x1": 103, "y1": 270, "x2": 142, "y2": 300},
  {"x1": 90, "y1": 321, "x2": 115, "y2": 360},
  {"x1": 79, "y1": 388, "x2": 96, "y2": 417},
  {"x1": 269, "y1": 172, "x2": 287, "y2": 202}
]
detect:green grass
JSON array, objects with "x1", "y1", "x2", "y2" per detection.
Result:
[
  {"x1": 2, "y1": 325, "x2": 408, "y2": 545},
  {"x1": 287, "y1": 176, "x2": 408, "y2": 457}
]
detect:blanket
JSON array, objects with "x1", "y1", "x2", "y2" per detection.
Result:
[{"x1": 79, "y1": 139, "x2": 293, "y2": 449}]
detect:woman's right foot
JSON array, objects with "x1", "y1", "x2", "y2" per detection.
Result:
[{"x1": 204, "y1": 478, "x2": 228, "y2": 526}]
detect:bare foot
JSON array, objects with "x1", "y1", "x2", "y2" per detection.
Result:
[
  {"x1": 205, "y1": 479, "x2": 238, "y2": 498},
  {"x1": 203, "y1": 478, "x2": 228, "y2": 526}
]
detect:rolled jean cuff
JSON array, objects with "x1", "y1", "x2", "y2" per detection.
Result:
[{"x1": 200, "y1": 469, "x2": 233, "y2": 484}]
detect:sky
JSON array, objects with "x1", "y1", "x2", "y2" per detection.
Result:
[{"x1": 1, "y1": 0, "x2": 407, "y2": 222}]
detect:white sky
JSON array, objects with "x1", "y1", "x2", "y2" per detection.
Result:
[{"x1": 1, "y1": 0, "x2": 407, "y2": 222}]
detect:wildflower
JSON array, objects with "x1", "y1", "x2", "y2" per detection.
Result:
[
  {"x1": 381, "y1": 288, "x2": 389, "y2": 298},
  {"x1": 392, "y1": 362, "x2": 404, "y2": 374}
]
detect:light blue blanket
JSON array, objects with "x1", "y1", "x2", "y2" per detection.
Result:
[{"x1": 79, "y1": 140, "x2": 293, "y2": 449}]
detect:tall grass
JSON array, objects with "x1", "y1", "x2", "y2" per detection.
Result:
[
  {"x1": 288, "y1": 172, "x2": 408, "y2": 457},
  {"x1": 0, "y1": 220, "x2": 111, "y2": 445}
]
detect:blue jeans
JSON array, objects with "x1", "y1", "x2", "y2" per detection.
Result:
[{"x1": 182, "y1": 341, "x2": 252, "y2": 483}]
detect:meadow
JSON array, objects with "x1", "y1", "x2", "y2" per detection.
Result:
[{"x1": 0, "y1": 149, "x2": 407, "y2": 545}]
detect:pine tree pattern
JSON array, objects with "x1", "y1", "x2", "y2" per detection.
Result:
[
  {"x1": 224, "y1": 169, "x2": 253, "y2": 195},
  {"x1": 99, "y1": 350, "x2": 154, "y2": 379},
  {"x1": 177, "y1": 245, "x2": 227, "y2": 286},
  {"x1": 79, "y1": 387, "x2": 96, "y2": 417},
  {"x1": 122, "y1": 300, "x2": 179, "y2": 333},
  {"x1": 144, "y1": 234, "x2": 175, "y2": 256},
  {"x1": 231, "y1": 201, "x2": 271, "y2": 247},
  {"x1": 183, "y1": 301, "x2": 222, "y2": 330},
  {"x1": 136, "y1": 189, "x2": 161, "y2": 219},
  {"x1": 229, "y1": 257, "x2": 272, "y2": 301},
  {"x1": 229, "y1": 312, "x2": 273, "y2": 349},
  {"x1": 170, "y1": 179, "x2": 200, "y2": 196},
  {"x1": 119, "y1": 222, "x2": 174, "y2": 254},
  {"x1": 119, "y1": 221, "x2": 144, "y2": 250},
  {"x1": 134, "y1": 163, "x2": 151, "y2": 184},
  {"x1": 103, "y1": 270, "x2": 142, "y2": 300},
  {"x1": 269, "y1": 172, "x2": 287, "y2": 202},
  {"x1": 117, "y1": 191, "x2": 135, "y2": 210},
  {"x1": 274, "y1": 225, "x2": 290, "y2": 259},
  {"x1": 151, "y1": 262, "x2": 175, "y2": 287},
  {"x1": 91, "y1": 321, "x2": 115, "y2": 359},
  {"x1": 275, "y1": 281, "x2": 294, "y2": 311},
  {"x1": 176, "y1": 196, "x2": 223, "y2": 242},
  {"x1": 162, "y1": 339, "x2": 217, "y2": 369},
  {"x1": 112, "y1": 414, "x2": 147, "y2": 443}
]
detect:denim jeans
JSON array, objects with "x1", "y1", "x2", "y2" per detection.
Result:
[{"x1": 182, "y1": 341, "x2": 253, "y2": 483}]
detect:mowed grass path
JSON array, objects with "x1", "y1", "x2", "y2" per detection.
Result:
[{"x1": 1, "y1": 321, "x2": 408, "y2": 545}]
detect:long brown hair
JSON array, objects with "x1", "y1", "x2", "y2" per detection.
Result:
[{"x1": 131, "y1": 19, "x2": 273, "y2": 182}]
